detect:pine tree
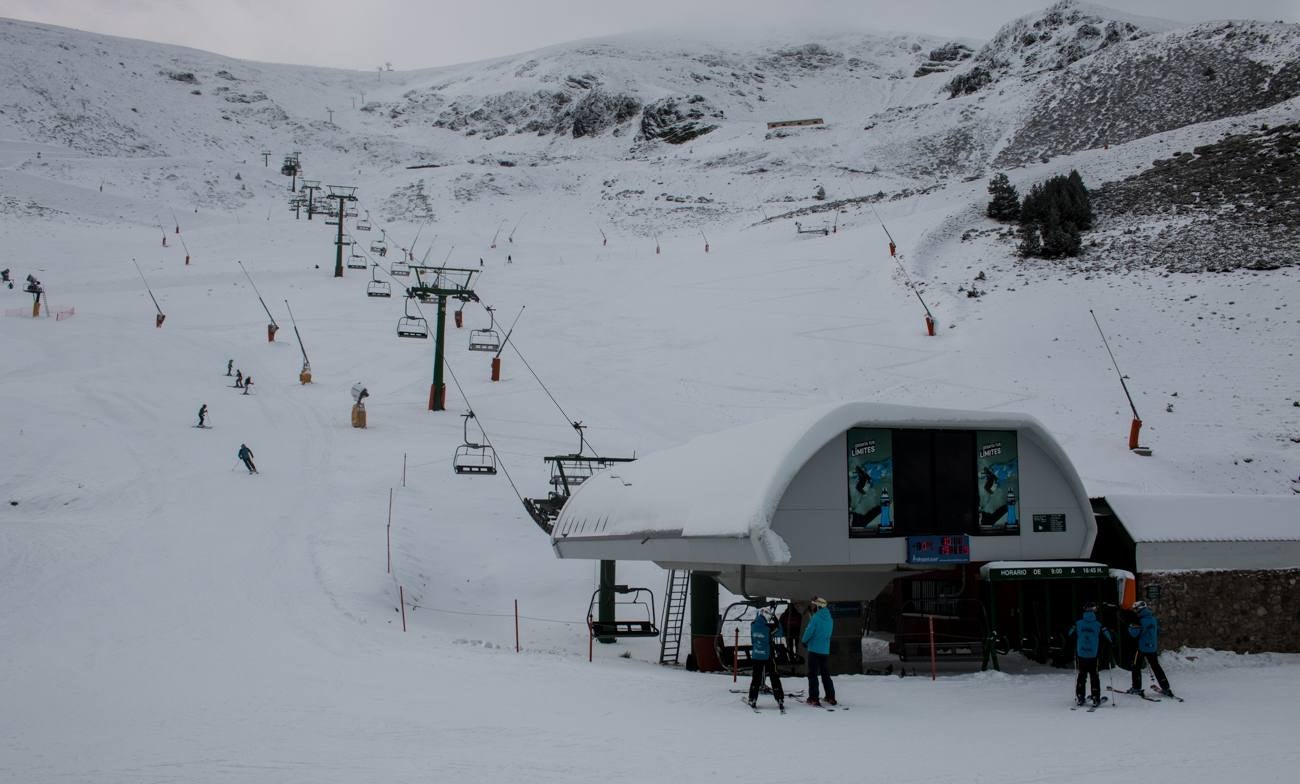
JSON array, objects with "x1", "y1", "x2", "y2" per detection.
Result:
[
  {"x1": 1017, "y1": 223, "x2": 1042, "y2": 257},
  {"x1": 986, "y1": 173, "x2": 1020, "y2": 221}
]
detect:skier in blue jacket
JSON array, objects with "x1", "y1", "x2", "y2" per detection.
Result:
[
  {"x1": 1127, "y1": 601, "x2": 1174, "y2": 697},
  {"x1": 747, "y1": 607, "x2": 785, "y2": 710},
  {"x1": 1067, "y1": 602, "x2": 1114, "y2": 706},
  {"x1": 801, "y1": 596, "x2": 836, "y2": 706}
]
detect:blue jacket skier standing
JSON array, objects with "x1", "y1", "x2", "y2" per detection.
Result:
[
  {"x1": 1127, "y1": 601, "x2": 1174, "y2": 697},
  {"x1": 1067, "y1": 603, "x2": 1113, "y2": 706},
  {"x1": 747, "y1": 607, "x2": 785, "y2": 710},
  {"x1": 801, "y1": 596, "x2": 836, "y2": 706}
]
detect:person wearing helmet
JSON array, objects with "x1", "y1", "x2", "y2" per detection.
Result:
[
  {"x1": 801, "y1": 596, "x2": 836, "y2": 706},
  {"x1": 1127, "y1": 601, "x2": 1174, "y2": 697},
  {"x1": 1067, "y1": 602, "x2": 1113, "y2": 706},
  {"x1": 747, "y1": 606, "x2": 785, "y2": 710}
]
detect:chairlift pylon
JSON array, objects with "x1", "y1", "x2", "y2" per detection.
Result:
[
  {"x1": 468, "y1": 305, "x2": 501, "y2": 352},
  {"x1": 453, "y1": 411, "x2": 498, "y2": 475},
  {"x1": 396, "y1": 296, "x2": 428, "y2": 339}
]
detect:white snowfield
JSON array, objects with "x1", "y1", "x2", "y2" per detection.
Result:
[{"x1": 2, "y1": 7, "x2": 1299, "y2": 783}]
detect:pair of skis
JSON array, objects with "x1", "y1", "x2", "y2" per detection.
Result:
[
  {"x1": 1106, "y1": 686, "x2": 1185, "y2": 703},
  {"x1": 1071, "y1": 696, "x2": 1109, "y2": 712}
]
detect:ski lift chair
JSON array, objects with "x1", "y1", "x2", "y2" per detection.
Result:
[
  {"x1": 396, "y1": 298, "x2": 428, "y2": 339},
  {"x1": 468, "y1": 306, "x2": 501, "y2": 352},
  {"x1": 367, "y1": 278, "x2": 391, "y2": 298},
  {"x1": 587, "y1": 585, "x2": 660, "y2": 639},
  {"x1": 356, "y1": 219, "x2": 372, "y2": 231},
  {"x1": 347, "y1": 250, "x2": 368, "y2": 270},
  {"x1": 370, "y1": 240, "x2": 386, "y2": 254},
  {"x1": 452, "y1": 412, "x2": 498, "y2": 475},
  {"x1": 390, "y1": 260, "x2": 410, "y2": 277}
]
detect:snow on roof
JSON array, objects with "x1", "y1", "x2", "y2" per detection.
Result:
[
  {"x1": 553, "y1": 401, "x2": 1068, "y2": 558},
  {"x1": 1105, "y1": 494, "x2": 1300, "y2": 542}
]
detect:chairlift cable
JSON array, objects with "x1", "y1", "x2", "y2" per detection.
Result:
[{"x1": 440, "y1": 353, "x2": 526, "y2": 504}]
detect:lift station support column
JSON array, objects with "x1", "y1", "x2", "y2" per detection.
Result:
[
  {"x1": 598, "y1": 560, "x2": 617, "y2": 644},
  {"x1": 690, "y1": 572, "x2": 721, "y2": 670}
]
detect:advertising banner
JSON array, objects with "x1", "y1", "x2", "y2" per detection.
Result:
[
  {"x1": 848, "y1": 427, "x2": 894, "y2": 537},
  {"x1": 976, "y1": 430, "x2": 1019, "y2": 532}
]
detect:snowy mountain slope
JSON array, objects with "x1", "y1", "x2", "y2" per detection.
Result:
[{"x1": 1, "y1": 8, "x2": 1299, "y2": 781}]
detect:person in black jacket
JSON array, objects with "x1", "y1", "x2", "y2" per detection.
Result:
[{"x1": 237, "y1": 444, "x2": 257, "y2": 474}]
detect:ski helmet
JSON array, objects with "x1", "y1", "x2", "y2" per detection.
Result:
[{"x1": 1131, "y1": 600, "x2": 1148, "y2": 612}]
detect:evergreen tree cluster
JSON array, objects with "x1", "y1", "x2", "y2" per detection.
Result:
[{"x1": 986, "y1": 170, "x2": 1093, "y2": 259}]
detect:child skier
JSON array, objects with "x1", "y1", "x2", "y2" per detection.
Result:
[
  {"x1": 1067, "y1": 602, "x2": 1113, "y2": 706},
  {"x1": 197, "y1": 404, "x2": 208, "y2": 428},
  {"x1": 234, "y1": 370, "x2": 243, "y2": 388},
  {"x1": 226, "y1": 359, "x2": 234, "y2": 377},
  {"x1": 242, "y1": 376, "x2": 253, "y2": 395},
  {"x1": 747, "y1": 607, "x2": 785, "y2": 710},
  {"x1": 237, "y1": 444, "x2": 257, "y2": 474}
]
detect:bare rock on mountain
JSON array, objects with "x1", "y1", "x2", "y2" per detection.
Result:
[
  {"x1": 569, "y1": 90, "x2": 641, "y2": 138},
  {"x1": 1092, "y1": 123, "x2": 1300, "y2": 271},
  {"x1": 639, "y1": 95, "x2": 723, "y2": 144},
  {"x1": 996, "y1": 21, "x2": 1300, "y2": 166}
]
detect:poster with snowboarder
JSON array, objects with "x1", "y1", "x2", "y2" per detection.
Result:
[
  {"x1": 976, "y1": 430, "x2": 1019, "y2": 532},
  {"x1": 848, "y1": 427, "x2": 893, "y2": 537}
]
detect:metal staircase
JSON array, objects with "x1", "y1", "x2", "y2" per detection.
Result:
[{"x1": 658, "y1": 570, "x2": 690, "y2": 666}]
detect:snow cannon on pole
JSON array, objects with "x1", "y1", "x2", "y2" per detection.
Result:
[
  {"x1": 131, "y1": 259, "x2": 165, "y2": 328},
  {"x1": 350, "y1": 382, "x2": 368, "y2": 429},
  {"x1": 491, "y1": 305, "x2": 524, "y2": 382},
  {"x1": 284, "y1": 299, "x2": 312, "y2": 384},
  {"x1": 1090, "y1": 309, "x2": 1150, "y2": 455},
  {"x1": 871, "y1": 206, "x2": 935, "y2": 336},
  {"x1": 237, "y1": 260, "x2": 279, "y2": 341}
]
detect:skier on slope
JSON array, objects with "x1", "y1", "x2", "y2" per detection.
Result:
[
  {"x1": 234, "y1": 370, "x2": 243, "y2": 388},
  {"x1": 747, "y1": 606, "x2": 786, "y2": 710},
  {"x1": 1127, "y1": 601, "x2": 1175, "y2": 698},
  {"x1": 237, "y1": 444, "x2": 257, "y2": 474},
  {"x1": 1067, "y1": 602, "x2": 1113, "y2": 707},
  {"x1": 226, "y1": 359, "x2": 234, "y2": 377},
  {"x1": 242, "y1": 375, "x2": 253, "y2": 395},
  {"x1": 197, "y1": 404, "x2": 208, "y2": 428}
]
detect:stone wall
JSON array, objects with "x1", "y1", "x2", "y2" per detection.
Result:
[{"x1": 1138, "y1": 569, "x2": 1300, "y2": 653}]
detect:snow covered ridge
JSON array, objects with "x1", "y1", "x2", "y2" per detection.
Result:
[{"x1": 948, "y1": 0, "x2": 1174, "y2": 96}]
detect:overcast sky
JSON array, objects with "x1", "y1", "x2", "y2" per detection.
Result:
[{"x1": 1, "y1": 0, "x2": 1295, "y2": 70}]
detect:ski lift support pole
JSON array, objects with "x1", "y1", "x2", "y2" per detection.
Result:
[
  {"x1": 237, "y1": 260, "x2": 279, "y2": 341},
  {"x1": 131, "y1": 258, "x2": 165, "y2": 327},
  {"x1": 1090, "y1": 309, "x2": 1144, "y2": 451}
]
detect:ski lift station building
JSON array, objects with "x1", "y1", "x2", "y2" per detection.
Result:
[
  {"x1": 550, "y1": 403, "x2": 1300, "y2": 670},
  {"x1": 553, "y1": 402, "x2": 1094, "y2": 598}
]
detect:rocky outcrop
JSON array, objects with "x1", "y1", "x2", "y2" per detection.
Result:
[
  {"x1": 570, "y1": 90, "x2": 641, "y2": 138},
  {"x1": 639, "y1": 95, "x2": 723, "y2": 144},
  {"x1": 996, "y1": 22, "x2": 1300, "y2": 166},
  {"x1": 1091, "y1": 123, "x2": 1300, "y2": 272}
]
